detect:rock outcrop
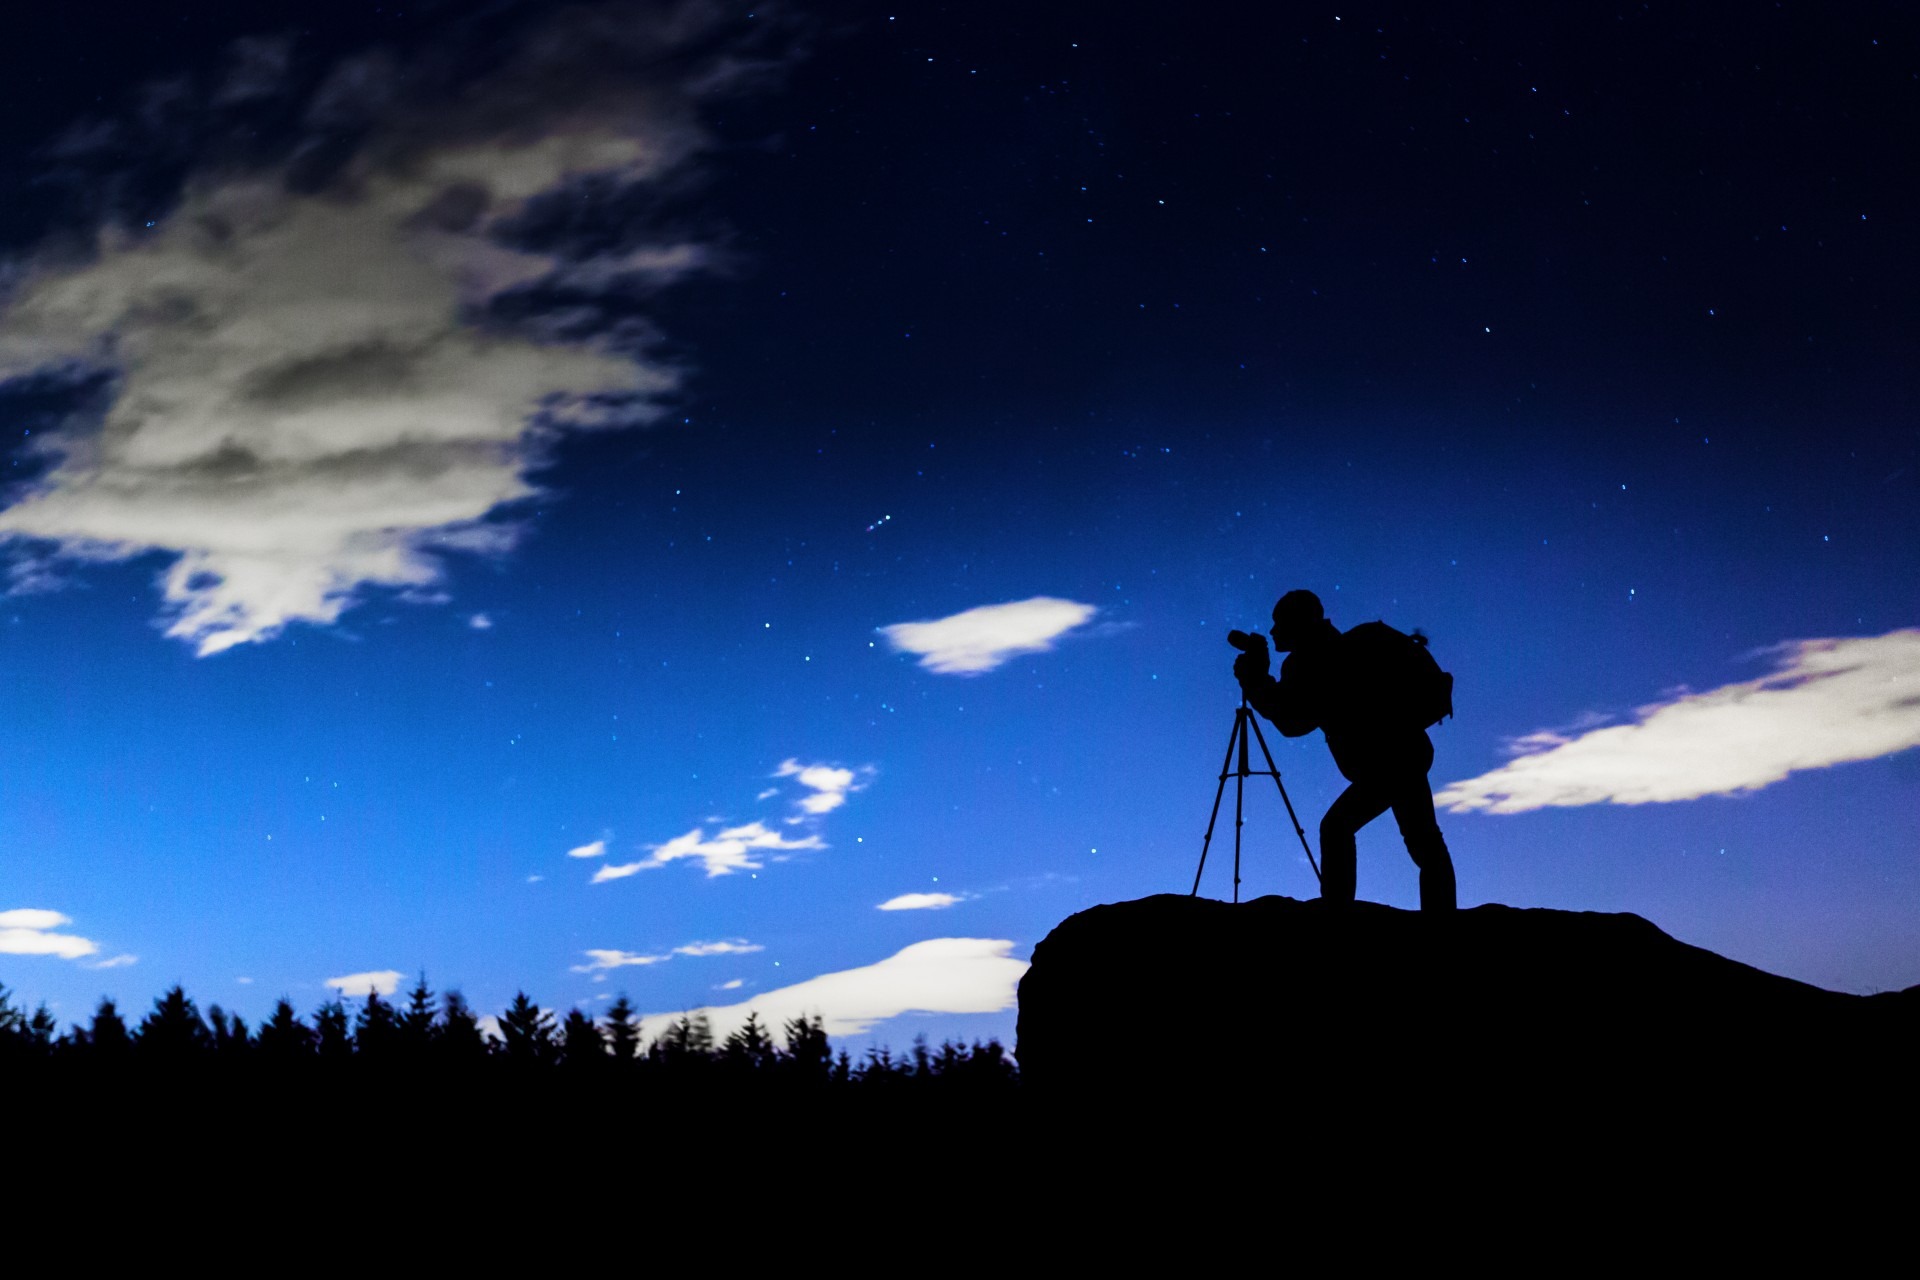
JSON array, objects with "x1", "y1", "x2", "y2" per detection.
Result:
[{"x1": 1016, "y1": 895, "x2": 1918, "y2": 1116}]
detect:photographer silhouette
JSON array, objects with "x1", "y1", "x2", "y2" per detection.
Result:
[{"x1": 1235, "y1": 590, "x2": 1458, "y2": 912}]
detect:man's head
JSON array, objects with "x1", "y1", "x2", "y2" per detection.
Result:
[{"x1": 1269, "y1": 589, "x2": 1327, "y2": 652}]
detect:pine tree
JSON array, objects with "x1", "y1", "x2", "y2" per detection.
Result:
[
  {"x1": 0, "y1": 984, "x2": 27, "y2": 1059},
  {"x1": 722, "y1": 1011, "x2": 777, "y2": 1073},
  {"x1": 498, "y1": 992, "x2": 557, "y2": 1065},
  {"x1": 313, "y1": 1000, "x2": 352, "y2": 1063},
  {"x1": 438, "y1": 989, "x2": 487, "y2": 1064},
  {"x1": 354, "y1": 989, "x2": 401, "y2": 1058},
  {"x1": 559, "y1": 1008, "x2": 607, "y2": 1067},
  {"x1": 398, "y1": 973, "x2": 437, "y2": 1056},
  {"x1": 22, "y1": 1003, "x2": 57, "y2": 1059},
  {"x1": 605, "y1": 995, "x2": 641, "y2": 1062},
  {"x1": 783, "y1": 1013, "x2": 831, "y2": 1080},
  {"x1": 137, "y1": 985, "x2": 211, "y2": 1060},
  {"x1": 256, "y1": 999, "x2": 314, "y2": 1061},
  {"x1": 88, "y1": 997, "x2": 132, "y2": 1060},
  {"x1": 208, "y1": 1005, "x2": 251, "y2": 1061}
]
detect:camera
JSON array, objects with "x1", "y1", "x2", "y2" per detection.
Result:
[{"x1": 1226, "y1": 629, "x2": 1268, "y2": 654}]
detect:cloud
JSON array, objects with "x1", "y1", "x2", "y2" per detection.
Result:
[
  {"x1": 774, "y1": 758, "x2": 869, "y2": 815},
  {"x1": 325, "y1": 968, "x2": 404, "y2": 997},
  {"x1": 879, "y1": 597, "x2": 1098, "y2": 674},
  {"x1": 1436, "y1": 629, "x2": 1920, "y2": 814},
  {"x1": 83, "y1": 953, "x2": 140, "y2": 969},
  {"x1": 877, "y1": 892, "x2": 963, "y2": 911},
  {"x1": 566, "y1": 839, "x2": 607, "y2": 859},
  {"x1": 645, "y1": 938, "x2": 1028, "y2": 1041},
  {"x1": 0, "y1": 907, "x2": 104, "y2": 961},
  {"x1": 468, "y1": 613, "x2": 493, "y2": 630},
  {"x1": 673, "y1": 939, "x2": 764, "y2": 957},
  {"x1": 593, "y1": 821, "x2": 823, "y2": 881},
  {"x1": 571, "y1": 948, "x2": 670, "y2": 973},
  {"x1": 0, "y1": 5, "x2": 776, "y2": 655},
  {"x1": 717, "y1": 979, "x2": 744, "y2": 990}
]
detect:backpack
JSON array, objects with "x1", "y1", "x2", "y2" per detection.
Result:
[{"x1": 1341, "y1": 621, "x2": 1455, "y2": 730}]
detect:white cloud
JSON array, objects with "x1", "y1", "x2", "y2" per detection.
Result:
[
  {"x1": 83, "y1": 953, "x2": 139, "y2": 969},
  {"x1": 0, "y1": 8, "x2": 739, "y2": 656},
  {"x1": 0, "y1": 908, "x2": 73, "y2": 930},
  {"x1": 566, "y1": 839, "x2": 608, "y2": 859},
  {"x1": 717, "y1": 979, "x2": 744, "y2": 990},
  {"x1": 594, "y1": 821, "x2": 823, "y2": 881},
  {"x1": 469, "y1": 613, "x2": 494, "y2": 631},
  {"x1": 325, "y1": 968, "x2": 404, "y2": 997},
  {"x1": 877, "y1": 892, "x2": 963, "y2": 911},
  {"x1": 673, "y1": 939, "x2": 763, "y2": 957},
  {"x1": 0, "y1": 908, "x2": 103, "y2": 961},
  {"x1": 879, "y1": 597, "x2": 1098, "y2": 675},
  {"x1": 571, "y1": 948, "x2": 670, "y2": 973},
  {"x1": 1437, "y1": 629, "x2": 1920, "y2": 814},
  {"x1": 774, "y1": 758, "x2": 869, "y2": 815},
  {"x1": 236, "y1": 976, "x2": 255, "y2": 985},
  {"x1": 645, "y1": 938, "x2": 1028, "y2": 1042}
]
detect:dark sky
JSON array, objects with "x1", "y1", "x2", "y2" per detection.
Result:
[{"x1": 0, "y1": 2, "x2": 1914, "y2": 1045}]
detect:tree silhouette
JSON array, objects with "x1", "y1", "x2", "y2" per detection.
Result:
[
  {"x1": 398, "y1": 974, "x2": 437, "y2": 1056},
  {"x1": 354, "y1": 989, "x2": 401, "y2": 1059},
  {"x1": 208, "y1": 1005, "x2": 251, "y2": 1062},
  {"x1": 605, "y1": 995, "x2": 641, "y2": 1062},
  {"x1": 313, "y1": 1000, "x2": 352, "y2": 1063},
  {"x1": 784, "y1": 1014, "x2": 831, "y2": 1081},
  {"x1": 438, "y1": 989, "x2": 487, "y2": 1065},
  {"x1": 256, "y1": 999, "x2": 314, "y2": 1061},
  {"x1": 498, "y1": 992, "x2": 557, "y2": 1066},
  {"x1": 560, "y1": 1007, "x2": 607, "y2": 1067},
  {"x1": 137, "y1": 985, "x2": 211, "y2": 1060},
  {"x1": 722, "y1": 1011, "x2": 777, "y2": 1073}
]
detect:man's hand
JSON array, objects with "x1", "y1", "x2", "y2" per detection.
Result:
[{"x1": 1233, "y1": 646, "x2": 1270, "y2": 687}]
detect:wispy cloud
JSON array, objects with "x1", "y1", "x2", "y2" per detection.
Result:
[
  {"x1": 774, "y1": 759, "x2": 869, "y2": 816},
  {"x1": 571, "y1": 949, "x2": 670, "y2": 973},
  {"x1": 325, "y1": 969, "x2": 404, "y2": 997},
  {"x1": 593, "y1": 821, "x2": 823, "y2": 881},
  {"x1": 644, "y1": 938, "x2": 1028, "y2": 1041},
  {"x1": 566, "y1": 839, "x2": 607, "y2": 859},
  {"x1": 0, "y1": 5, "x2": 781, "y2": 655},
  {"x1": 0, "y1": 908, "x2": 102, "y2": 961},
  {"x1": 83, "y1": 953, "x2": 140, "y2": 970},
  {"x1": 879, "y1": 597, "x2": 1097, "y2": 675},
  {"x1": 877, "y1": 892, "x2": 963, "y2": 911},
  {"x1": 1437, "y1": 630, "x2": 1920, "y2": 814},
  {"x1": 673, "y1": 939, "x2": 764, "y2": 957}
]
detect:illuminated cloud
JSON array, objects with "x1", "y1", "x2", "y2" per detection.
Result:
[
  {"x1": 1437, "y1": 629, "x2": 1920, "y2": 814},
  {"x1": 877, "y1": 892, "x2": 963, "y2": 911},
  {"x1": 673, "y1": 939, "x2": 764, "y2": 957},
  {"x1": 774, "y1": 758, "x2": 869, "y2": 815},
  {"x1": 594, "y1": 821, "x2": 823, "y2": 881},
  {"x1": 572, "y1": 948, "x2": 670, "y2": 973},
  {"x1": 0, "y1": 5, "x2": 768, "y2": 655},
  {"x1": 879, "y1": 597, "x2": 1098, "y2": 675},
  {"x1": 0, "y1": 908, "x2": 102, "y2": 961},
  {"x1": 325, "y1": 969, "x2": 404, "y2": 997},
  {"x1": 566, "y1": 839, "x2": 608, "y2": 859},
  {"x1": 644, "y1": 938, "x2": 1028, "y2": 1041}
]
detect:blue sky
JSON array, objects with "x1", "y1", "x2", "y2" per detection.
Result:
[{"x1": 1, "y1": 1, "x2": 1915, "y2": 1048}]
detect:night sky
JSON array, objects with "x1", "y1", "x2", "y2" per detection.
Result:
[{"x1": 1, "y1": 1, "x2": 1915, "y2": 1050}]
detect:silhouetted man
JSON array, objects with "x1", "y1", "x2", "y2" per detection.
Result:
[{"x1": 1234, "y1": 589, "x2": 1458, "y2": 912}]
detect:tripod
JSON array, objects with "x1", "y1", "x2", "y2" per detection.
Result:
[{"x1": 1190, "y1": 698, "x2": 1321, "y2": 901}]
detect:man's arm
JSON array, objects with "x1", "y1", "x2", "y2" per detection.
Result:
[{"x1": 1234, "y1": 650, "x2": 1319, "y2": 737}]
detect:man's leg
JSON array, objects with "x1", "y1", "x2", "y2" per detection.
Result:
[
  {"x1": 1390, "y1": 779, "x2": 1456, "y2": 912},
  {"x1": 1320, "y1": 782, "x2": 1390, "y2": 905}
]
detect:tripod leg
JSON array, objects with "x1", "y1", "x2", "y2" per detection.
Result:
[
  {"x1": 1190, "y1": 706, "x2": 1245, "y2": 896},
  {"x1": 1244, "y1": 709, "x2": 1322, "y2": 886},
  {"x1": 1233, "y1": 707, "x2": 1249, "y2": 903}
]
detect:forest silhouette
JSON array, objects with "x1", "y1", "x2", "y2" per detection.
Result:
[{"x1": 0, "y1": 975, "x2": 1018, "y2": 1106}]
